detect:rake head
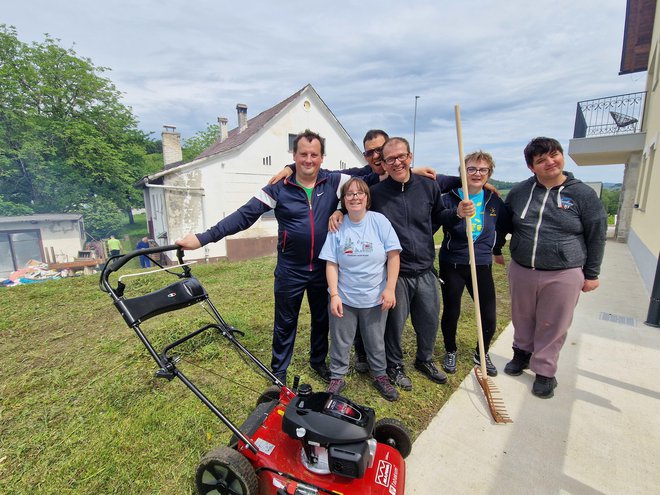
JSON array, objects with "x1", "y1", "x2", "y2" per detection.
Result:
[{"x1": 474, "y1": 366, "x2": 512, "y2": 424}]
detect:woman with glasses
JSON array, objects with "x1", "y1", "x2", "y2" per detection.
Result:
[
  {"x1": 319, "y1": 178, "x2": 402, "y2": 401},
  {"x1": 438, "y1": 151, "x2": 509, "y2": 377}
]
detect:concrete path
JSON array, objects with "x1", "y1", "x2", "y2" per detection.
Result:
[{"x1": 406, "y1": 240, "x2": 660, "y2": 494}]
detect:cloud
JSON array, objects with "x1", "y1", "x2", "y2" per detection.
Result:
[{"x1": 4, "y1": 0, "x2": 643, "y2": 182}]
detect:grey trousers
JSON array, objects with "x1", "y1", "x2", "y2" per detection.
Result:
[
  {"x1": 385, "y1": 270, "x2": 441, "y2": 368},
  {"x1": 329, "y1": 303, "x2": 388, "y2": 379},
  {"x1": 508, "y1": 260, "x2": 584, "y2": 377}
]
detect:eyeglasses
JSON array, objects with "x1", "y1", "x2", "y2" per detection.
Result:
[
  {"x1": 466, "y1": 166, "x2": 491, "y2": 175},
  {"x1": 383, "y1": 153, "x2": 411, "y2": 165},
  {"x1": 363, "y1": 147, "x2": 382, "y2": 158},
  {"x1": 344, "y1": 191, "x2": 367, "y2": 199}
]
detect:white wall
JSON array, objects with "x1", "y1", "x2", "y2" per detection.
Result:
[
  {"x1": 177, "y1": 88, "x2": 365, "y2": 261},
  {"x1": 1, "y1": 218, "x2": 84, "y2": 264}
]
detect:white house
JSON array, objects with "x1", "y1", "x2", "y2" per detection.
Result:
[
  {"x1": 0, "y1": 213, "x2": 86, "y2": 278},
  {"x1": 137, "y1": 84, "x2": 365, "y2": 262}
]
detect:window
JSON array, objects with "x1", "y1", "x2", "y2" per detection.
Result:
[
  {"x1": 288, "y1": 134, "x2": 297, "y2": 153},
  {"x1": 262, "y1": 156, "x2": 272, "y2": 166},
  {"x1": 339, "y1": 161, "x2": 347, "y2": 170},
  {"x1": 0, "y1": 230, "x2": 43, "y2": 278}
]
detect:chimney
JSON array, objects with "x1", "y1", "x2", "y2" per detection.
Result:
[
  {"x1": 236, "y1": 104, "x2": 248, "y2": 132},
  {"x1": 162, "y1": 125, "x2": 182, "y2": 166},
  {"x1": 218, "y1": 117, "x2": 229, "y2": 142}
]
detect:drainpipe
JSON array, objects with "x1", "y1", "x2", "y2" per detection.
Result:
[{"x1": 645, "y1": 255, "x2": 660, "y2": 328}]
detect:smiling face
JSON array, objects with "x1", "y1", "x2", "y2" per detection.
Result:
[
  {"x1": 528, "y1": 149, "x2": 565, "y2": 188},
  {"x1": 363, "y1": 134, "x2": 387, "y2": 175},
  {"x1": 293, "y1": 137, "x2": 323, "y2": 186},
  {"x1": 381, "y1": 139, "x2": 412, "y2": 183},
  {"x1": 341, "y1": 178, "x2": 370, "y2": 220},
  {"x1": 465, "y1": 158, "x2": 492, "y2": 192}
]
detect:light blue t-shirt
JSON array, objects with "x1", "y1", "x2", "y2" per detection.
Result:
[
  {"x1": 319, "y1": 211, "x2": 402, "y2": 308},
  {"x1": 458, "y1": 189, "x2": 485, "y2": 241}
]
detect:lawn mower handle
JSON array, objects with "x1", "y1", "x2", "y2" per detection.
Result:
[{"x1": 100, "y1": 244, "x2": 185, "y2": 288}]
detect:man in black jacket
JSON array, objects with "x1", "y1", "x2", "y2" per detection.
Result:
[{"x1": 370, "y1": 137, "x2": 473, "y2": 390}]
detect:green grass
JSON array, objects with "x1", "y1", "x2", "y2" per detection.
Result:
[{"x1": 0, "y1": 252, "x2": 511, "y2": 494}]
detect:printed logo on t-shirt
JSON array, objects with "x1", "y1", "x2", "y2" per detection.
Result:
[{"x1": 342, "y1": 236, "x2": 373, "y2": 255}]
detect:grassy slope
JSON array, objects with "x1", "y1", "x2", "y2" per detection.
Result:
[{"x1": 0, "y1": 251, "x2": 510, "y2": 494}]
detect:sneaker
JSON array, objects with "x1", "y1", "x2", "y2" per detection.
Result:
[
  {"x1": 532, "y1": 374, "x2": 557, "y2": 399},
  {"x1": 504, "y1": 347, "x2": 531, "y2": 376},
  {"x1": 327, "y1": 378, "x2": 346, "y2": 395},
  {"x1": 310, "y1": 362, "x2": 331, "y2": 383},
  {"x1": 354, "y1": 355, "x2": 369, "y2": 374},
  {"x1": 473, "y1": 351, "x2": 498, "y2": 377},
  {"x1": 373, "y1": 375, "x2": 399, "y2": 401},
  {"x1": 386, "y1": 365, "x2": 413, "y2": 391},
  {"x1": 414, "y1": 360, "x2": 448, "y2": 384},
  {"x1": 443, "y1": 351, "x2": 457, "y2": 374}
]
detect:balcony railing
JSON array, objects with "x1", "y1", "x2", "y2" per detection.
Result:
[{"x1": 573, "y1": 91, "x2": 646, "y2": 138}]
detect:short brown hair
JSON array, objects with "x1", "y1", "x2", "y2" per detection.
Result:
[
  {"x1": 293, "y1": 129, "x2": 325, "y2": 155},
  {"x1": 340, "y1": 178, "x2": 371, "y2": 210}
]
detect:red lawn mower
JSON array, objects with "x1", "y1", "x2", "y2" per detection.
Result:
[{"x1": 100, "y1": 245, "x2": 411, "y2": 495}]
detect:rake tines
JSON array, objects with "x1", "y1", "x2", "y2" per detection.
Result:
[{"x1": 474, "y1": 366, "x2": 512, "y2": 424}]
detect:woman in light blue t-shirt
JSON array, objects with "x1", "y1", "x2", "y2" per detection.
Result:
[{"x1": 319, "y1": 178, "x2": 401, "y2": 401}]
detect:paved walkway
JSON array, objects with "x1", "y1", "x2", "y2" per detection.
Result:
[{"x1": 406, "y1": 240, "x2": 660, "y2": 494}]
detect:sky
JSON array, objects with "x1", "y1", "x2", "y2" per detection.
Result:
[{"x1": 3, "y1": 0, "x2": 648, "y2": 183}]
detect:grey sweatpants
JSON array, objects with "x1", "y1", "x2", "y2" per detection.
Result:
[
  {"x1": 329, "y1": 304, "x2": 388, "y2": 379},
  {"x1": 385, "y1": 270, "x2": 441, "y2": 367},
  {"x1": 508, "y1": 260, "x2": 584, "y2": 377}
]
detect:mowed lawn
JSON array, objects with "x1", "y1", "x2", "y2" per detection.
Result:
[{"x1": 0, "y1": 252, "x2": 511, "y2": 494}]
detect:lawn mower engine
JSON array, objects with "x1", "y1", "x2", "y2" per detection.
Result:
[{"x1": 282, "y1": 384, "x2": 376, "y2": 479}]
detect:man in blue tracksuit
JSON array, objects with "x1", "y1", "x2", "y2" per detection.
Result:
[{"x1": 177, "y1": 130, "x2": 353, "y2": 385}]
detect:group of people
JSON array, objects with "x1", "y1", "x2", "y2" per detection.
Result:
[{"x1": 176, "y1": 129, "x2": 607, "y2": 402}]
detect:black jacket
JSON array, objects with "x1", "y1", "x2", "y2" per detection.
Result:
[
  {"x1": 370, "y1": 174, "x2": 459, "y2": 277},
  {"x1": 439, "y1": 189, "x2": 509, "y2": 265}
]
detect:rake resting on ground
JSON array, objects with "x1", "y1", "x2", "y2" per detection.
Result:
[{"x1": 454, "y1": 104, "x2": 512, "y2": 424}]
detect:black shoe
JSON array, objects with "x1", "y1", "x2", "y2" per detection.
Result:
[
  {"x1": 504, "y1": 347, "x2": 531, "y2": 376},
  {"x1": 310, "y1": 362, "x2": 330, "y2": 383},
  {"x1": 473, "y1": 351, "x2": 498, "y2": 377},
  {"x1": 414, "y1": 360, "x2": 447, "y2": 384},
  {"x1": 354, "y1": 354, "x2": 369, "y2": 374},
  {"x1": 532, "y1": 374, "x2": 557, "y2": 399},
  {"x1": 273, "y1": 370, "x2": 287, "y2": 386},
  {"x1": 443, "y1": 351, "x2": 457, "y2": 374},
  {"x1": 386, "y1": 365, "x2": 413, "y2": 391}
]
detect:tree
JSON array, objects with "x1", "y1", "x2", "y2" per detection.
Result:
[
  {"x1": 600, "y1": 188, "x2": 620, "y2": 217},
  {"x1": 182, "y1": 122, "x2": 220, "y2": 161},
  {"x1": 0, "y1": 25, "x2": 152, "y2": 230}
]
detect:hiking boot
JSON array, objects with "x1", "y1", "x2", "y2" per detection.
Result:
[
  {"x1": 327, "y1": 378, "x2": 346, "y2": 395},
  {"x1": 310, "y1": 362, "x2": 331, "y2": 383},
  {"x1": 443, "y1": 351, "x2": 457, "y2": 374},
  {"x1": 473, "y1": 351, "x2": 498, "y2": 377},
  {"x1": 354, "y1": 354, "x2": 369, "y2": 374},
  {"x1": 373, "y1": 375, "x2": 400, "y2": 401},
  {"x1": 414, "y1": 360, "x2": 448, "y2": 384},
  {"x1": 532, "y1": 374, "x2": 557, "y2": 399},
  {"x1": 386, "y1": 365, "x2": 413, "y2": 391},
  {"x1": 504, "y1": 348, "x2": 531, "y2": 376}
]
